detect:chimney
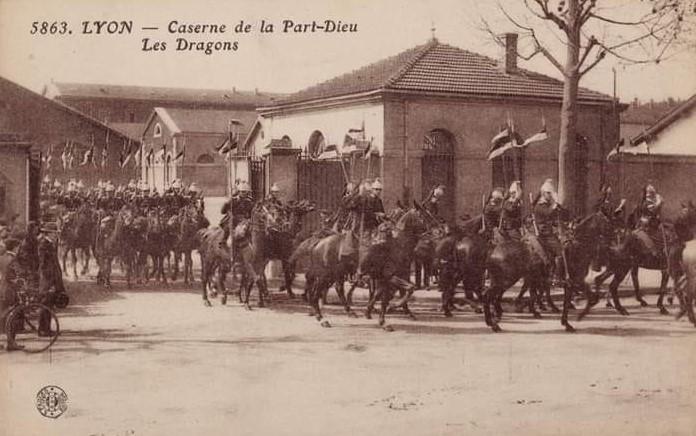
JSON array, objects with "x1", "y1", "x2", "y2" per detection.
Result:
[{"x1": 500, "y1": 33, "x2": 518, "y2": 74}]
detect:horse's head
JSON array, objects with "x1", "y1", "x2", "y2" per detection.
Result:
[
  {"x1": 394, "y1": 202, "x2": 431, "y2": 238},
  {"x1": 570, "y1": 211, "x2": 613, "y2": 245},
  {"x1": 678, "y1": 200, "x2": 696, "y2": 226}
]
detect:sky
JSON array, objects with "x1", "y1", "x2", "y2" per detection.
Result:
[{"x1": 0, "y1": 0, "x2": 694, "y2": 102}]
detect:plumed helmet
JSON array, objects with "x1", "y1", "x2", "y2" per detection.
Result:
[
  {"x1": 76, "y1": 180, "x2": 85, "y2": 189},
  {"x1": 509, "y1": 180, "x2": 522, "y2": 195},
  {"x1": 646, "y1": 184, "x2": 657, "y2": 195},
  {"x1": 43, "y1": 175, "x2": 51, "y2": 183},
  {"x1": 172, "y1": 179, "x2": 182, "y2": 189},
  {"x1": 189, "y1": 183, "x2": 201, "y2": 193},
  {"x1": 540, "y1": 178, "x2": 555, "y2": 193},
  {"x1": 53, "y1": 180, "x2": 62, "y2": 188},
  {"x1": 491, "y1": 187, "x2": 505, "y2": 199},
  {"x1": 128, "y1": 179, "x2": 136, "y2": 189},
  {"x1": 270, "y1": 183, "x2": 281, "y2": 193},
  {"x1": 371, "y1": 178, "x2": 383, "y2": 190},
  {"x1": 105, "y1": 182, "x2": 115, "y2": 192},
  {"x1": 238, "y1": 181, "x2": 251, "y2": 192},
  {"x1": 433, "y1": 185, "x2": 445, "y2": 198}
]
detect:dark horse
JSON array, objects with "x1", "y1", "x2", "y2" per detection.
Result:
[
  {"x1": 360, "y1": 204, "x2": 434, "y2": 329},
  {"x1": 170, "y1": 206, "x2": 208, "y2": 284},
  {"x1": 197, "y1": 226, "x2": 231, "y2": 307},
  {"x1": 592, "y1": 208, "x2": 691, "y2": 316},
  {"x1": 237, "y1": 200, "x2": 315, "y2": 310},
  {"x1": 95, "y1": 207, "x2": 137, "y2": 289},
  {"x1": 484, "y1": 212, "x2": 609, "y2": 332},
  {"x1": 59, "y1": 205, "x2": 96, "y2": 279},
  {"x1": 141, "y1": 208, "x2": 170, "y2": 285},
  {"x1": 436, "y1": 216, "x2": 488, "y2": 317}
]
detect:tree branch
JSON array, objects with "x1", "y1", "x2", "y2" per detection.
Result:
[
  {"x1": 531, "y1": 0, "x2": 569, "y2": 32},
  {"x1": 579, "y1": 50, "x2": 605, "y2": 77},
  {"x1": 576, "y1": 35, "x2": 598, "y2": 70}
]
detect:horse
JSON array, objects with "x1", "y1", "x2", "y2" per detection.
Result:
[
  {"x1": 95, "y1": 207, "x2": 137, "y2": 289},
  {"x1": 142, "y1": 208, "x2": 169, "y2": 284},
  {"x1": 436, "y1": 215, "x2": 488, "y2": 317},
  {"x1": 58, "y1": 205, "x2": 95, "y2": 279},
  {"x1": 170, "y1": 206, "x2": 207, "y2": 284},
  {"x1": 483, "y1": 211, "x2": 609, "y2": 332},
  {"x1": 236, "y1": 200, "x2": 315, "y2": 310},
  {"x1": 197, "y1": 226, "x2": 232, "y2": 307},
  {"x1": 359, "y1": 204, "x2": 433, "y2": 329},
  {"x1": 591, "y1": 208, "x2": 691, "y2": 316}
]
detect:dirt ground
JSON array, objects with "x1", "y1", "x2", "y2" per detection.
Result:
[{"x1": 1, "y1": 268, "x2": 696, "y2": 436}]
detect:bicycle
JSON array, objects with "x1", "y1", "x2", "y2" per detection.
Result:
[{"x1": 3, "y1": 278, "x2": 60, "y2": 353}]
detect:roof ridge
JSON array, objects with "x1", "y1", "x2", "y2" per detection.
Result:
[{"x1": 384, "y1": 38, "x2": 439, "y2": 88}]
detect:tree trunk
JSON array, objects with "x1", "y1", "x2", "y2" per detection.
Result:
[{"x1": 557, "y1": 10, "x2": 581, "y2": 213}]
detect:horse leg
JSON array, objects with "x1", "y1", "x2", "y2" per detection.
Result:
[
  {"x1": 561, "y1": 283, "x2": 576, "y2": 332},
  {"x1": 81, "y1": 247, "x2": 91, "y2": 275},
  {"x1": 365, "y1": 282, "x2": 381, "y2": 320},
  {"x1": 593, "y1": 268, "x2": 615, "y2": 307},
  {"x1": 201, "y1": 259, "x2": 212, "y2": 307},
  {"x1": 161, "y1": 254, "x2": 169, "y2": 286},
  {"x1": 655, "y1": 270, "x2": 670, "y2": 314},
  {"x1": 528, "y1": 282, "x2": 542, "y2": 319},
  {"x1": 378, "y1": 284, "x2": 393, "y2": 330},
  {"x1": 338, "y1": 280, "x2": 356, "y2": 318},
  {"x1": 609, "y1": 269, "x2": 630, "y2": 316},
  {"x1": 282, "y1": 260, "x2": 295, "y2": 298},
  {"x1": 515, "y1": 281, "x2": 529, "y2": 313},
  {"x1": 544, "y1": 279, "x2": 560, "y2": 313},
  {"x1": 346, "y1": 279, "x2": 358, "y2": 307}
]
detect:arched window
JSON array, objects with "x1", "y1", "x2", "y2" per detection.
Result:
[
  {"x1": 154, "y1": 123, "x2": 162, "y2": 138},
  {"x1": 307, "y1": 130, "x2": 325, "y2": 158},
  {"x1": 281, "y1": 135, "x2": 293, "y2": 147},
  {"x1": 196, "y1": 153, "x2": 214, "y2": 164}
]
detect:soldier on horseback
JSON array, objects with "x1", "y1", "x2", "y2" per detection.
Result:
[
  {"x1": 220, "y1": 181, "x2": 254, "y2": 250},
  {"x1": 481, "y1": 187, "x2": 505, "y2": 240},
  {"x1": 422, "y1": 184, "x2": 445, "y2": 221},
  {"x1": 633, "y1": 184, "x2": 664, "y2": 258},
  {"x1": 500, "y1": 181, "x2": 523, "y2": 240},
  {"x1": 533, "y1": 179, "x2": 568, "y2": 282}
]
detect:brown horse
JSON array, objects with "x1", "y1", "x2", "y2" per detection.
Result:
[
  {"x1": 591, "y1": 206, "x2": 693, "y2": 316},
  {"x1": 484, "y1": 212, "x2": 608, "y2": 332},
  {"x1": 95, "y1": 207, "x2": 137, "y2": 289},
  {"x1": 59, "y1": 205, "x2": 96, "y2": 279},
  {"x1": 360, "y1": 204, "x2": 433, "y2": 329},
  {"x1": 142, "y1": 208, "x2": 169, "y2": 284},
  {"x1": 170, "y1": 206, "x2": 207, "y2": 284},
  {"x1": 197, "y1": 226, "x2": 232, "y2": 307},
  {"x1": 237, "y1": 200, "x2": 315, "y2": 309}
]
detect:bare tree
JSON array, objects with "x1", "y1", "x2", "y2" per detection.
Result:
[{"x1": 483, "y1": 0, "x2": 695, "y2": 210}]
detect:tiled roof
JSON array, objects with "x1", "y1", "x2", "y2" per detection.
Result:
[
  {"x1": 273, "y1": 39, "x2": 612, "y2": 107},
  {"x1": 51, "y1": 82, "x2": 285, "y2": 107},
  {"x1": 157, "y1": 107, "x2": 258, "y2": 134}
]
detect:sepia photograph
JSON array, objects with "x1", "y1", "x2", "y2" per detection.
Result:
[{"x1": 1, "y1": 0, "x2": 695, "y2": 434}]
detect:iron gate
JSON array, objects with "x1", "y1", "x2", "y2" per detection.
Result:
[
  {"x1": 249, "y1": 157, "x2": 266, "y2": 201},
  {"x1": 297, "y1": 154, "x2": 348, "y2": 232},
  {"x1": 421, "y1": 130, "x2": 455, "y2": 222}
]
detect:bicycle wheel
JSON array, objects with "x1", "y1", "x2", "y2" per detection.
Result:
[{"x1": 5, "y1": 303, "x2": 60, "y2": 353}]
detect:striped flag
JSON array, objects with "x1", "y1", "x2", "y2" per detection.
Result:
[{"x1": 316, "y1": 144, "x2": 339, "y2": 160}]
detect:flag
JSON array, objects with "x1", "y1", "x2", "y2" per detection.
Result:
[
  {"x1": 61, "y1": 141, "x2": 70, "y2": 170},
  {"x1": 486, "y1": 121, "x2": 524, "y2": 160},
  {"x1": 67, "y1": 142, "x2": 75, "y2": 169},
  {"x1": 216, "y1": 136, "x2": 237, "y2": 156},
  {"x1": 134, "y1": 146, "x2": 143, "y2": 167},
  {"x1": 101, "y1": 145, "x2": 108, "y2": 168},
  {"x1": 606, "y1": 138, "x2": 625, "y2": 161},
  {"x1": 43, "y1": 144, "x2": 53, "y2": 169},
  {"x1": 342, "y1": 132, "x2": 371, "y2": 155},
  {"x1": 363, "y1": 138, "x2": 377, "y2": 160},
  {"x1": 517, "y1": 116, "x2": 549, "y2": 148},
  {"x1": 80, "y1": 146, "x2": 95, "y2": 166},
  {"x1": 146, "y1": 148, "x2": 154, "y2": 167},
  {"x1": 173, "y1": 147, "x2": 184, "y2": 163},
  {"x1": 316, "y1": 144, "x2": 339, "y2": 160}
]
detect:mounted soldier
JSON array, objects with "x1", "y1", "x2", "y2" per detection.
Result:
[
  {"x1": 533, "y1": 179, "x2": 569, "y2": 282},
  {"x1": 481, "y1": 187, "x2": 505, "y2": 240},
  {"x1": 500, "y1": 181, "x2": 523, "y2": 240},
  {"x1": 220, "y1": 181, "x2": 254, "y2": 250},
  {"x1": 632, "y1": 183, "x2": 664, "y2": 258},
  {"x1": 422, "y1": 184, "x2": 446, "y2": 222},
  {"x1": 595, "y1": 183, "x2": 626, "y2": 225}
]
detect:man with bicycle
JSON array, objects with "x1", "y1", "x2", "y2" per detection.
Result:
[{"x1": 0, "y1": 237, "x2": 24, "y2": 351}]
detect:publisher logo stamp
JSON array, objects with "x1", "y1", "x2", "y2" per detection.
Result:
[{"x1": 36, "y1": 385, "x2": 68, "y2": 419}]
